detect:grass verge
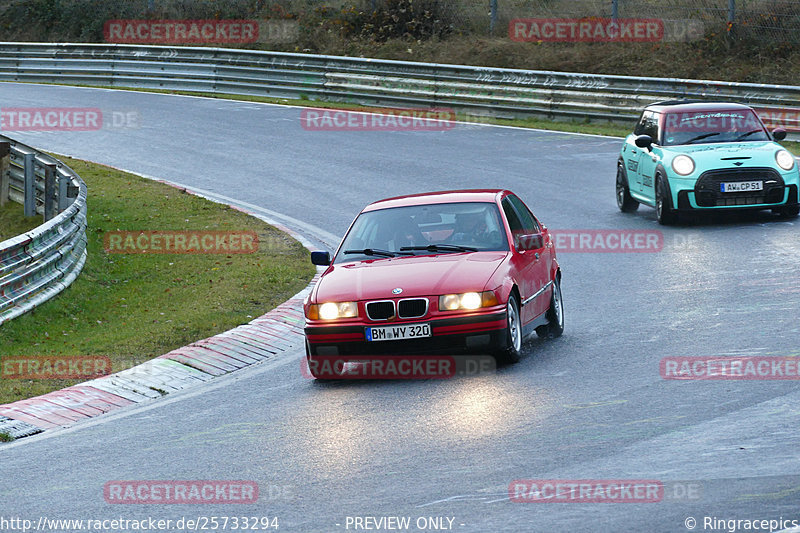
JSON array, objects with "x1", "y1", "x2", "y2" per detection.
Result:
[
  {"x1": 0, "y1": 202, "x2": 42, "y2": 241},
  {"x1": 0, "y1": 157, "x2": 315, "y2": 405}
]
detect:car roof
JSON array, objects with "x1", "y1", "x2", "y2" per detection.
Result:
[
  {"x1": 644, "y1": 101, "x2": 755, "y2": 114},
  {"x1": 363, "y1": 189, "x2": 507, "y2": 212}
]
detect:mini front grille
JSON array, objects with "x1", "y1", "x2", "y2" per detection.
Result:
[
  {"x1": 695, "y1": 167, "x2": 785, "y2": 207},
  {"x1": 398, "y1": 298, "x2": 428, "y2": 319},
  {"x1": 366, "y1": 301, "x2": 394, "y2": 320}
]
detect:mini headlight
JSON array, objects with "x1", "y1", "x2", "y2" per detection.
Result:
[
  {"x1": 671, "y1": 154, "x2": 695, "y2": 176},
  {"x1": 439, "y1": 291, "x2": 499, "y2": 311},
  {"x1": 776, "y1": 150, "x2": 795, "y2": 171},
  {"x1": 308, "y1": 301, "x2": 358, "y2": 320}
]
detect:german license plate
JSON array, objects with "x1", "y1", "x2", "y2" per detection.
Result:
[
  {"x1": 366, "y1": 323, "x2": 431, "y2": 341},
  {"x1": 720, "y1": 181, "x2": 763, "y2": 193}
]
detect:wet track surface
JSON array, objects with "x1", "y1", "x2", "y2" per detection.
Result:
[{"x1": 1, "y1": 84, "x2": 800, "y2": 532}]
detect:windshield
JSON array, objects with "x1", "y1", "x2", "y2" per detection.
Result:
[
  {"x1": 334, "y1": 201, "x2": 509, "y2": 263},
  {"x1": 661, "y1": 109, "x2": 770, "y2": 146}
]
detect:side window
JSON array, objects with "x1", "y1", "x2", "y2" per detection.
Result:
[
  {"x1": 643, "y1": 112, "x2": 660, "y2": 143},
  {"x1": 502, "y1": 198, "x2": 524, "y2": 234},
  {"x1": 508, "y1": 195, "x2": 539, "y2": 233},
  {"x1": 634, "y1": 111, "x2": 659, "y2": 143},
  {"x1": 633, "y1": 112, "x2": 649, "y2": 135}
]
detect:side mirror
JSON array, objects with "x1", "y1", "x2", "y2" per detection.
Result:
[
  {"x1": 635, "y1": 134, "x2": 653, "y2": 150},
  {"x1": 310, "y1": 251, "x2": 331, "y2": 266},
  {"x1": 516, "y1": 233, "x2": 544, "y2": 251},
  {"x1": 773, "y1": 128, "x2": 787, "y2": 141}
]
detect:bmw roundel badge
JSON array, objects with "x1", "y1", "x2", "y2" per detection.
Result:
[{"x1": 392, "y1": 287, "x2": 403, "y2": 295}]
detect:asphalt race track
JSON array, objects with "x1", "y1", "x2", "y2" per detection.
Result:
[{"x1": 2, "y1": 83, "x2": 800, "y2": 533}]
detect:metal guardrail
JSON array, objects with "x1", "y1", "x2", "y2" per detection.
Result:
[
  {"x1": 0, "y1": 135, "x2": 88, "y2": 326},
  {"x1": 0, "y1": 42, "x2": 798, "y2": 133}
]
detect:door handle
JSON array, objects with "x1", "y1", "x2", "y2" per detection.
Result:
[{"x1": 631, "y1": 149, "x2": 637, "y2": 154}]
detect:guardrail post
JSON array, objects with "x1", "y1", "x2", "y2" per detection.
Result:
[
  {"x1": 611, "y1": 0, "x2": 618, "y2": 21},
  {"x1": 58, "y1": 170, "x2": 69, "y2": 212},
  {"x1": 490, "y1": 0, "x2": 498, "y2": 33},
  {"x1": 23, "y1": 152, "x2": 35, "y2": 217},
  {"x1": 0, "y1": 142, "x2": 9, "y2": 208},
  {"x1": 44, "y1": 163, "x2": 57, "y2": 221}
]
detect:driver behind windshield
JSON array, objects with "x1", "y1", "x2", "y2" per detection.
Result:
[
  {"x1": 447, "y1": 208, "x2": 503, "y2": 249},
  {"x1": 662, "y1": 110, "x2": 769, "y2": 145}
]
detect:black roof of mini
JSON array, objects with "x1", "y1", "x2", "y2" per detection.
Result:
[{"x1": 644, "y1": 101, "x2": 754, "y2": 113}]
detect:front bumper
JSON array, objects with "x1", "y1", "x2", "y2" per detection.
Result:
[
  {"x1": 670, "y1": 168, "x2": 800, "y2": 211},
  {"x1": 305, "y1": 310, "x2": 508, "y2": 356}
]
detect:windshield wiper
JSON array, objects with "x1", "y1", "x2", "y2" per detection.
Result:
[
  {"x1": 400, "y1": 244, "x2": 479, "y2": 253},
  {"x1": 343, "y1": 248, "x2": 412, "y2": 258},
  {"x1": 734, "y1": 129, "x2": 763, "y2": 141},
  {"x1": 685, "y1": 132, "x2": 721, "y2": 144}
]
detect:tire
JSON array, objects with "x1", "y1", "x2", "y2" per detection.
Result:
[
  {"x1": 616, "y1": 164, "x2": 639, "y2": 213},
  {"x1": 779, "y1": 205, "x2": 800, "y2": 218},
  {"x1": 656, "y1": 175, "x2": 678, "y2": 225},
  {"x1": 494, "y1": 294, "x2": 522, "y2": 365},
  {"x1": 536, "y1": 275, "x2": 564, "y2": 339}
]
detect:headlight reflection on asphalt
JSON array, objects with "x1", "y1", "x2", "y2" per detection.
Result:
[
  {"x1": 290, "y1": 380, "x2": 554, "y2": 475},
  {"x1": 425, "y1": 381, "x2": 555, "y2": 442}
]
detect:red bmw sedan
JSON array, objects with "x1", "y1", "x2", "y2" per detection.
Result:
[{"x1": 303, "y1": 189, "x2": 563, "y2": 378}]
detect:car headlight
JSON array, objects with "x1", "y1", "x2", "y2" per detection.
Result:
[
  {"x1": 439, "y1": 291, "x2": 499, "y2": 311},
  {"x1": 671, "y1": 154, "x2": 695, "y2": 176},
  {"x1": 307, "y1": 301, "x2": 358, "y2": 320},
  {"x1": 776, "y1": 150, "x2": 795, "y2": 171}
]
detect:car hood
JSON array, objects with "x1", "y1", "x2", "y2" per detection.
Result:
[
  {"x1": 313, "y1": 252, "x2": 509, "y2": 302},
  {"x1": 664, "y1": 141, "x2": 784, "y2": 167}
]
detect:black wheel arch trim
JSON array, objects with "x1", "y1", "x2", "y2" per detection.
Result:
[
  {"x1": 655, "y1": 164, "x2": 674, "y2": 209},
  {"x1": 617, "y1": 159, "x2": 629, "y2": 186}
]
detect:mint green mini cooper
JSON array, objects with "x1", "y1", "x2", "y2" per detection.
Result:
[{"x1": 616, "y1": 101, "x2": 800, "y2": 224}]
